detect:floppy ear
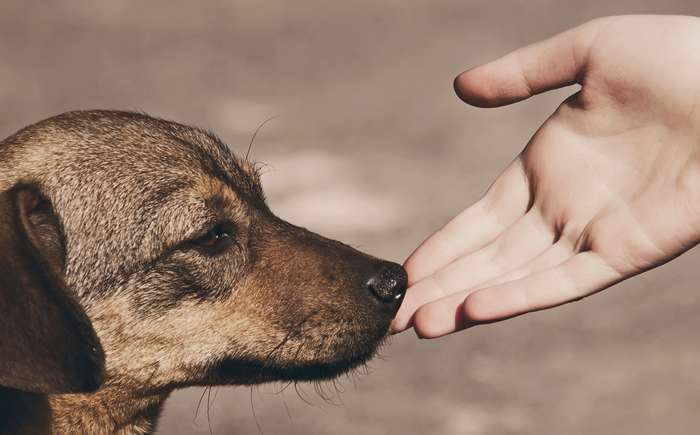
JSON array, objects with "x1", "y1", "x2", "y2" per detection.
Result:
[{"x1": 0, "y1": 184, "x2": 104, "y2": 393}]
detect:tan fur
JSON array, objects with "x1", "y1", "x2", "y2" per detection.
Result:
[{"x1": 0, "y1": 110, "x2": 407, "y2": 434}]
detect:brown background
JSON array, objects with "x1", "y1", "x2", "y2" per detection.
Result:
[{"x1": 2, "y1": 1, "x2": 700, "y2": 434}]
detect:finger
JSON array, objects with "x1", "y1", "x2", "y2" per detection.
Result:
[
  {"x1": 392, "y1": 209, "x2": 552, "y2": 333},
  {"x1": 430, "y1": 210, "x2": 553, "y2": 293},
  {"x1": 390, "y1": 276, "x2": 446, "y2": 334},
  {"x1": 407, "y1": 239, "x2": 572, "y2": 338},
  {"x1": 454, "y1": 19, "x2": 602, "y2": 107},
  {"x1": 463, "y1": 251, "x2": 622, "y2": 323},
  {"x1": 404, "y1": 159, "x2": 529, "y2": 285}
]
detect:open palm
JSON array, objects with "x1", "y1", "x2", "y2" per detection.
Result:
[{"x1": 393, "y1": 15, "x2": 700, "y2": 338}]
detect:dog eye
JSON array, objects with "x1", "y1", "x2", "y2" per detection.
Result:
[{"x1": 193, "y1": 223, "x2": 235, "y2": 253}]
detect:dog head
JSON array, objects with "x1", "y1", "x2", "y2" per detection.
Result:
[{"x1": 0, "y1": 110, "x2": 406, "y2": 396}]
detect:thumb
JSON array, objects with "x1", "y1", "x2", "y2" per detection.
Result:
[{"x1": 454, "y1": 18, "x2": 604, "y2": 107}]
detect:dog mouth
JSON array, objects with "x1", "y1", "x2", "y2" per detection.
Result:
[
  {"x1": 211, "y1": 345, "x2": 381, "y2": 385},
  {"x1": 209, "y1": 323, "x2": 390, "y2": 385}
]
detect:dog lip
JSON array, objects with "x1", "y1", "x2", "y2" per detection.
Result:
[
  {"x1": 213, "y1": 358, "x2": 367, "y2": 384},
  {"x1": 210, "y1": 341, "x2": 383, "y2": 384}
]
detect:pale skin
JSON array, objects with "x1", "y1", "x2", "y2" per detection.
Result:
[{"x1": 392, "y1": 15, "x2": 700, "y2": 338}]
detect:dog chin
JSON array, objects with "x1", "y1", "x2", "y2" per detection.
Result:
[{"x1": 210, "y1": 343, "x2": 383, "y2": 385}]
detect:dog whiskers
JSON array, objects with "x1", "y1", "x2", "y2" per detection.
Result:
[
  {"x1": 192, "y1": 385, "x2": 216, "y2": 435},
  {"x1": 293, "y1": 381, "x2": 314, "y2": 406},
  {"x1": 245, "y1": 116, "x2": 277, "y2": 161},
  {"x1": 249, "y1": 312, "x2": 314, "y2": 435},
  {"x1": 212, "y1": 387, "x2": 221, "y2": 407},
  {"x1": 282, "y1": 395, "x2": 293, "y2": 421},
  {"x1": 275, "y1": 380, "x2": 294, "y2": 395},
  {"x1": 258, "y1": 310, "x2": 317, "y2": 376},
  {"x1": 206, "y1": 386, "x2": 214, "y2": 435},
  {"x1": 193, "y1": 387, "x2": 208, "y2": 424},
  {"x1": 249, "y1": 385, "x2": 264, "y2": 435},
  {"x1": 253, "y1": 161, "x2": 273, "y2": 177}
]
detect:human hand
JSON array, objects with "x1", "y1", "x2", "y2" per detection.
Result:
[{"x1": 392, "y1": 15, "x2": 700, "y2": 338}]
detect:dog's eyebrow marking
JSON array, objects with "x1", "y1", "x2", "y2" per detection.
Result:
[
  {"x1": 169, "y1": 177, "x2": 250, "y2": 238},
  {"x1": 165, "y1": 133, "x2": 264, "y2": 205},
  {"x1": 195, "y1": 178, "x2": 251, "y2": 219}
]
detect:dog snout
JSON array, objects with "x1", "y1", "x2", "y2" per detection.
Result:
[{"x1": 365, "y1": 262, "x2": 407, "y2": 310}]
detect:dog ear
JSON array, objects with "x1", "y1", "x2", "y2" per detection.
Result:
[{"x1": 0, "y1": 184, "x2": 105, "y2": 393}]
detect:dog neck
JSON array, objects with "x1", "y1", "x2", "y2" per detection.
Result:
[{"x1": 49, "y1": 387, "x2": 170, "y2": 435}]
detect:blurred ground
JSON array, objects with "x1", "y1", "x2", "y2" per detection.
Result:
[{"x1": 2, "y1": 1, "x2": 700, "y2": 434}]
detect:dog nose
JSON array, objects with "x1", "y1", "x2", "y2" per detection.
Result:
[{"x1": 366, "y1": 262, "x2": 408, "y2": 307}]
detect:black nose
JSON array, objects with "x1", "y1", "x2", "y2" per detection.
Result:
[{"x1": 366, "y1": 262, "x2": 408, "y2": 307}]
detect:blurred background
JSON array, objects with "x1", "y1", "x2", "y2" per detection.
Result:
[{"x1": 2, "y1": 1, "x2": 700, "y2": 434}]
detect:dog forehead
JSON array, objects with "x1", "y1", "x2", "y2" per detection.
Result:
[
  {"x1": 10, "y1": 110, "x2": 262, "y2": 201},
  {"x1": 90, "y1": 111, "x2": 259, "y2": 194}
]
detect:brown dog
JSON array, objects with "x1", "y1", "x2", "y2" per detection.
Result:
[{"x1": 0, "y1": 110, "x2": 407, "y2": 434}]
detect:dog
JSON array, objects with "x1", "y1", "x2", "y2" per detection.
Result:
[{"x1": 0, "y1": 110, "x2": 407, "y2": 434}]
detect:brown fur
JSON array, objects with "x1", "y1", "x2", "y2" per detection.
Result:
[
  {"x1": 0, "y1": 110, "x2": 406, "y2": 434},
  {"x1": 0, "y1": 184, "x2": 104, "y2": 434}
]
